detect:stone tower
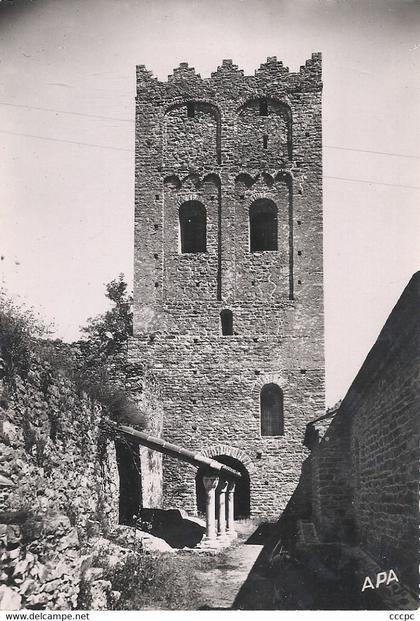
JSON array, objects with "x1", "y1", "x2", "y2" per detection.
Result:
[{"x1": 129, "y1": 54, "x2": 324, "y2": 518}]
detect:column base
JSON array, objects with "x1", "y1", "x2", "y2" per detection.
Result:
[
  {"x1": 197, "y1": 534, "x2": 232, "y2": 550},
  {"x1": 197, "y1": 535, "x2": 223, "y2": 549}
]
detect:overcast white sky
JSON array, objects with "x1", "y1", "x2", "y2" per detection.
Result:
[{"x1": 0, "y1": 0, "x2": 419, "y2": 406}]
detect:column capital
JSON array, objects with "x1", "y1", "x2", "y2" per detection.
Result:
[
  {"x1": 203, "y1": 475, "x2": 219, "y2": 492},
  {"x1": 217, "y1": 479, "x2": 229, "y2": 493},
  {"x1": 227, "y1": 480, "x2": 236, "y2": 493}
]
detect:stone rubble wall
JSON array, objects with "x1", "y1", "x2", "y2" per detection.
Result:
[{"x1": 0, "y1": 358, "x2": 120, "y2": 609}]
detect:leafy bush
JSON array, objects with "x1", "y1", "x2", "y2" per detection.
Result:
[
  {"x1": 81, "y1": 274, "x2": 133, "y2": 356},
  {"x1": 103, "y1": 552, "x2": 202, "y2": 610},
  {"x1": 36, "y1": 275, "x2": 145, "y2": 429},
  {"x1": 0, "y1": 288, "x2": 51, "y2": 380}
]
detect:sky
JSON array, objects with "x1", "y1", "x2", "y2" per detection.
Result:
[{"x1": 0, "y1": 0, "x2": 419, "y2": 407}]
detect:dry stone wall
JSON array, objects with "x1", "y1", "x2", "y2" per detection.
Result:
[{"x1": 0, "y1": 359, "x2": 119, "y2": 609}]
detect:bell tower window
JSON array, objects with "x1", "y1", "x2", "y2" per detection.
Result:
[
  {"x1": 249, "y1": 199, "x2": 278, "y2": 252},
  {"x1": 179, "y1": 201, "x2": 206, "y2": 253}
]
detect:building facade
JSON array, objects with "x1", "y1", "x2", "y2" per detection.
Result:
[{"x1": 129, "y1": 54, "x2": 325, "y2": 517}]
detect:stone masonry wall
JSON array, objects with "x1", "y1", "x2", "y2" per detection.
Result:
[
  {"x1": 131, "y1": 55, "x2": 324, "y2": 518},
  {"x1": 308, "y1": 273, "x2": 420, "y2": 595},
  {"x1": 126, "y1": 364, "x2": 164, "y2": 508}
]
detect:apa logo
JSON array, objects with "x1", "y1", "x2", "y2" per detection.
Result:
[{"x1": 361, "y1": 569, "x2": 399, "y2": 592}]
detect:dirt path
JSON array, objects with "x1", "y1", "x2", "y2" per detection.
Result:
[
  {"x1": 189, "y1": 522, "x2": 389, "y2": 610},
  {"x1": 191, "y1": 521, "x2": 265, "y2": 610},
  {"x1": 196, "y1": 541, "x2": 264, "y2": 609}
]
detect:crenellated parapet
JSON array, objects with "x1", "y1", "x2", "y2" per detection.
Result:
[
  {"x1": 134, "y1": 52, "x2": 323, "y2": 315},
  {"x1": 137, "y1": 53, "x2": 322, "y2": 99}
]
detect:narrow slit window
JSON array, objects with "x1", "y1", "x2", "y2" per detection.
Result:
[
  {"x1": 259, "y1": 98, "x2": 268, "y2": 116},
  {"x1": 187, "y1": 102, "x2": 195, "y2": 118},
  {"x1": 220, "y1": 309, "x2": 233, "y2": 336},
  {"x1": 261, "y1": 384, "x2": 284, "y2": 436},
  {"x1": 249, "y1": 199, "x2": 278, "y2": 252},
  {"x1": 263, "y1": 135, "x2": 268, "y2": 149},
  {"x1": 179, "y1": 201, "x2": 206, "y2": 253}
]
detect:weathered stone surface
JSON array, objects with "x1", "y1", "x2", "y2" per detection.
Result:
[
  {"x1": 307, "y1": 273, "x2": 420, "y2": 599},
  {"x1": 141, "y1": 533, "x2": 175, "y2": 554},
  {"x1": 0, "y1": 358, "x2": 120, "y2": 609},
  {"x1": 88, "y1": 579, "x2": 112, "y2": 610},
  {"x1": 0, "y1": 585, "x2": 22, "y2": 610},
  {"x1": 130, "y1": 55, "x2": 324, "y2": 518},
  {"x1": 89, "y1": 537, "x2": 131, "y2": 569}
]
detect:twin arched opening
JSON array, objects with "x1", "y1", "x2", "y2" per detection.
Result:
[
  {"x1": 195, "y1": 455, "x2": 251, "y2": 519},
  {"x1": 179, "y1": 198, "x2": 279, "y2": 254}
]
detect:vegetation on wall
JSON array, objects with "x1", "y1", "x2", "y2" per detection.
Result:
[{"x1": 0, "y1": 288, "x2": 51, "y2": 381}]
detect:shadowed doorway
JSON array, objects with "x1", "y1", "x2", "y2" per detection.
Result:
[{"x1": 196, "y1": 455, "x2": 251, "y2": 519}]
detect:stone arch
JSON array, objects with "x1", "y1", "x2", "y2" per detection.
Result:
[
  {"x1": 164, "y1": 98, "x2": 222, "y2": 118},
  {"x1": 235, "y1": 97, "x2": 292, "y2": 163},
  {"x1": 202, "y1": 173, "x2": 221, "y2": 188},
  {"x1": 234, "y1": 92, "x2": 293, "y2": 111},
  {"x1": 274, "y1": 171, "x2": 293, "y2": 189},
  {"x1": 163, "y1": 100, "x2": 221, "y2": 168},
  {"x1": 199, "y1": 444, "x2": 254, "y2": 471},
  {"x1": 251, "y1": 373, "x2": 288, "y2": 419},
  {"x1": 253, "y1": 372, "x2": 288, "y2": 391},
  {"x1": 262, "y1": 172, "x2": 275, "y2": 188},
  {"x1": 175, "y1": 192, "x2": 201, "y2": 208},
  {"x1": 163, "y1": 175, "x2": 182, "y2": 190},
  {"x1": 235, "y1": 173, "x2": 256, "y2": 189},
  {"x1": 195, "y1": 453, "x2": 252, "y2": 519},
  {"x1": 237, "y1": 96, "x2": 292, "y2": 124}
]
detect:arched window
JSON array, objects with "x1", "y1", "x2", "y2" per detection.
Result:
[
  {"x1": 179, "y1": 201, "x2": 206, "y2": 253},
  {"x1": 260, "y1": 383, "x2": 284, "y2": 436},
  {"x1": 220, "y1": 309, "x2": 233, "y2": 335},
  {"x1": 249, "y1": 199, "x2": 278, "y2": 252}
]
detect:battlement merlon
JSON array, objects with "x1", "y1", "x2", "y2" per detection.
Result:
[{"x1": 135, "y1": 53, "x2": 322, "y2": 100}]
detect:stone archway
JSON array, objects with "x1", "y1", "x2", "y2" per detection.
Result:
[{"x1": 196, "y1": 455, "x2": 251, "y2": 519}]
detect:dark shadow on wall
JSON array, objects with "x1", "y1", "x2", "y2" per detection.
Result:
[
  {"x1": 228, "y1": 456, "x2": 388, "y2": 610},
  {"x1": 138, "y1": 508, "x2": 205, "y2": 548},
  {"x1": 116, "y1": 439, "x2": 142, "y2": 525}
]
